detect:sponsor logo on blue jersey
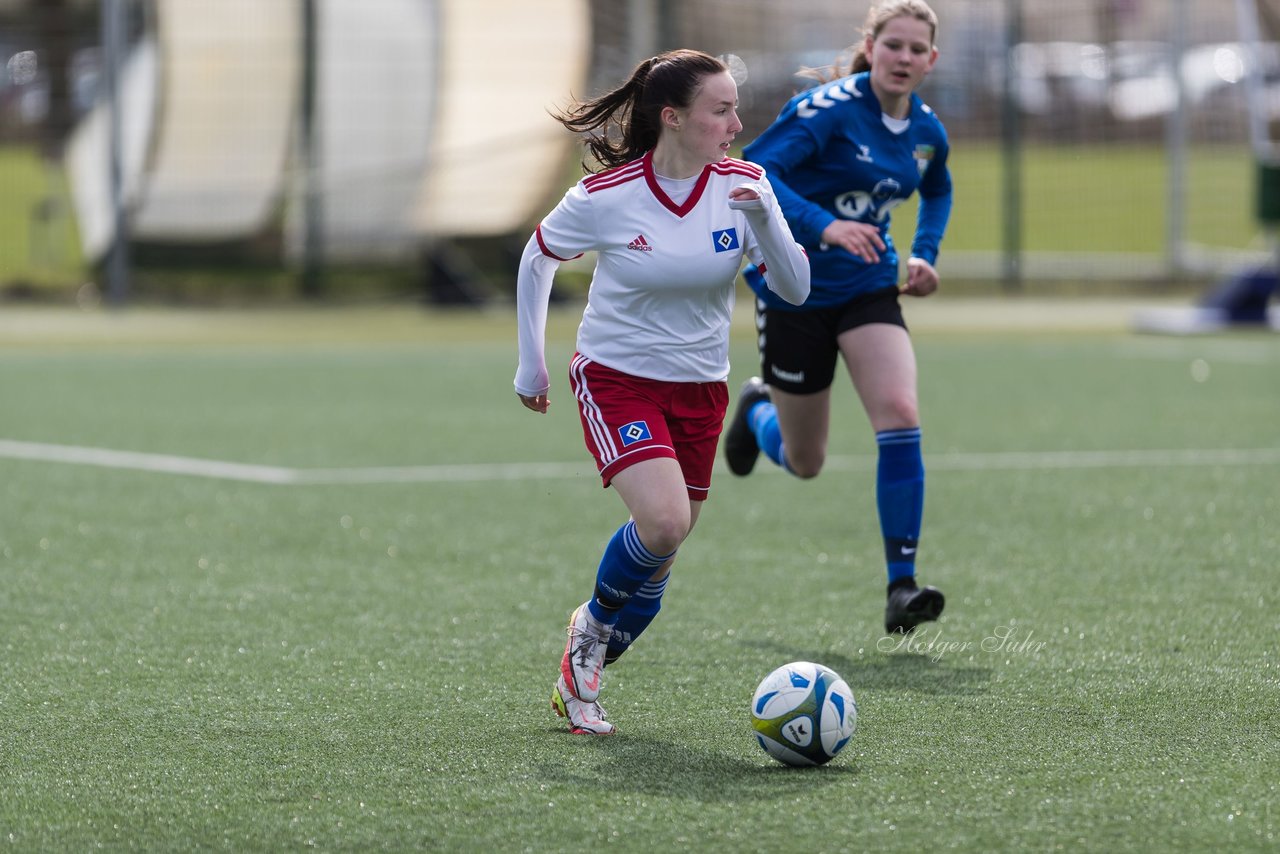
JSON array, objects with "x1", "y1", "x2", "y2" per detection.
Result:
[
  {"x1": 834, "y1": 178, "x2": 904, "y2": 223},
  {"x1": 712, "y1": 228, "x2": 739, "y2": 253},
  {"x1": 618, "y1": 420, "x2": 652, "y2": 446}
]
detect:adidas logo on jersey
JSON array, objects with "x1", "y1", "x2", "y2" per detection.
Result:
[{"x1": 627, "y1": 234, "x2": 653, "y2": 251}]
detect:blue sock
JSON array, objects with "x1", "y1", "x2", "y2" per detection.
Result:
[
  {"x1": 876, "y1": 427, "x2": 924, "y2": 585},
  {"x1": 749, "y1": 400, "x2": 790, "y2": 471},
  {"x1": 588, "y1": 520, "x2": 674, "y2": 625},
  {"x1": 604, "y1": 575, "x2": 669, "y2": 665}
]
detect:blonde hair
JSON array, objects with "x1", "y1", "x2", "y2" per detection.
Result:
[{"x1": 800, "y1": 0, "x2": 938, "y2": 83}]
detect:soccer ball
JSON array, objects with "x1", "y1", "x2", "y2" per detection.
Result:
[{"x1": 750, "y1": 661, "x2": 857, "y2": 766}]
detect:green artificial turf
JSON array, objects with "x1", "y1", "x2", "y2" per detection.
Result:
[{"x1": 1, "y1": 306, "x2": 1277, "y2": 850}]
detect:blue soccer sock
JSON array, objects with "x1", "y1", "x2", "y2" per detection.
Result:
[
  {"x1": 876, "y1": 427, "x2": 925, "y2": 585},
  {"x1": 604, "y1": 574, "x2": 669, "y2": 666},
  {"x1": 587, "y1": 520, "x2": 674, "y2": 625},
  {"x1": 749, "y1": 400, "x2": 791, "y2": 472}
]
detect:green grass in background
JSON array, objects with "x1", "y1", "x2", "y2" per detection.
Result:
[
  {"x1": 0, "y1": 146, "x2": 83, "y2": 289},
  {"x1": 891, "y1": 142, "x2": 1255, "y2": 255},
  {"x1": 2, "y1": 308, "x2": 1277, "y2": 850}
]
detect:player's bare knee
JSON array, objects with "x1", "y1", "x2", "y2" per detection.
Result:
[
  {"x1": 785, "y1": 449, "x2": 826, "y2": 479},
  {"x1": 635, "y1": 514, "x2": 690, "y2": 555},
  {"x1": 878, "y1": 397, "x2": 919, "y2": 431},
  {"x1": 790, "y1": 462, "x2": 824, "y2": 479}
]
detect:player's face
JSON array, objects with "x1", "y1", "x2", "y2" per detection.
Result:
[
  {"x1": 866, "y1": 15, "x2": 938, "y2": 102},
  {"x1": 677, "y1": 71, "x2": 743, "y2": 164}
]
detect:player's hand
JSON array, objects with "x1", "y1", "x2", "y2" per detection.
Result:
[
  {"x1": 900, "y1": 256, "x2": 939, "y2": 297},
  {"x1": 728, "y1": 185, "x2": 765, "y2": 212},
  {"x1": 517, "y1": 392, "x2": 549, "y2": 413},
  {"x1": 820, "y1": 220, "x2": 886, "y2": 264}
]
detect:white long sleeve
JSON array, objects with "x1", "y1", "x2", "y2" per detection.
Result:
[
  {"x1": 513, "y1": 232, "x2": 560, "y2": 396},
  {"x1": 729, "y1": 180, "x2": 810, "y2": 306}
]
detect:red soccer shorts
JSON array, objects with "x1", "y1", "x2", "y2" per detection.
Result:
[{"x1": 568, "y1": 353, "x2": 729, "y2": 501}]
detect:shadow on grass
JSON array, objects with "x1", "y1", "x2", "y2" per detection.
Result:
[
  {"x1": 524, "y1": 635, "x2": 989, "y2": 802},
  {"x1": 535, "y1": 730, "x2": 858, "y2": 802},
  {"x1": 741, "y1": 638, "x2": 994, "y2": 697}
]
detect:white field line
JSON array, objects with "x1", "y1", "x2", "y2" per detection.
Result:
[
  {"x1": 0, "y1": 439, "x2": 298, "y2": 483},
  {"x1": 2, "y1": 439, "x2": 1279, "y2": 485}
]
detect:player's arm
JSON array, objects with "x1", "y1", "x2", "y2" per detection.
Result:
[
  {"x1": 742, "y1": 114, "x2": 836, "y2": 247},
  {"x1": 747, "y1": 103, "x2": 884, "y2": 263},
  {"x1": 903, "y1": 142, "x2": 952, "y2": 297},
  {"x1": 910, "y1": 141, "x2": 952, "y2": 267},
  {"x1": 514, "y1": 231, "x2": 559, "y2": 412},
  {"x1": 730, "y1": 178, "x2": 810, "y2": 306},
  {"x1": 514, "y1": 187, "x2": 590, "y2": 412}
]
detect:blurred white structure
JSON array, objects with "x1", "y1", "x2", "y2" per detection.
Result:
[
  {"x1": 64, "y1": 0, "x2": 590, "y2": 263},
  {"x1": 412, "y1": 0, "x2": 590, "y2": 237},
  {"x1": 134, "y1": 0, "x2": 300, "y2": 241},
  {"x1": 287, "y1": 0, "x2": 434, "y2": 261},
  {"x1": 63, "y1": 38, "x2": 157, "y2": 261}
]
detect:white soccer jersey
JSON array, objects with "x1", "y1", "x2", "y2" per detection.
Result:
[{"x1": 515, "y1": 152, "x2": 808, "y2": 395}]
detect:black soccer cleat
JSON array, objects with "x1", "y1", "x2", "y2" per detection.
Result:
[
  {"x1": 724, "y1": 377, "x2": 771, "y2": 476},
  {"x1": 884, "y1": 579, "x2": 945, "y2": 634}
]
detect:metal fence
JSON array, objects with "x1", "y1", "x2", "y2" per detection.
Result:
[
  {"x1": 0, "y1": 0, "x2": 1272, "y2": 303},
  {"x1": 608, "y1": 0, "x2": 1268, "y2": 287}
]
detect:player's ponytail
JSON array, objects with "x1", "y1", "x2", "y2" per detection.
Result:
[{"x1": 553, "y1": 49, "x2": 727, "y2": 172}]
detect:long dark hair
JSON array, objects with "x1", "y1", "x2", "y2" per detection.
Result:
[
  {"x1": 800, "y1": 0, "x2": 938, "y2": 84},
  {"x1": 554, "y1": 49, "x2": 728, "y2": 172}
]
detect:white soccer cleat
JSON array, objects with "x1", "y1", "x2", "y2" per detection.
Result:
[
  {"x1": 551, "y1": 675, "x2": 615, "y2": 735},
  {"x1": 560, "y1": 601, "x2": 610, "y2": 703}
]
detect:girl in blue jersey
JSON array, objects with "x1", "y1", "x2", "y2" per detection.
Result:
[{"x1": 725, "y1": 0, "x2": 952, "y2": 634}]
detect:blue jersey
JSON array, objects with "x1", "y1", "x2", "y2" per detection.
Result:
[{"x1": 742, "y1": 72, "x2": 952, "y2": 309}]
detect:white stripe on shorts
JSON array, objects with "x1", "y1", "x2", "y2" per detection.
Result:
[{"x1": 570, "y1": 354, "x2": 619, "y2": 465}]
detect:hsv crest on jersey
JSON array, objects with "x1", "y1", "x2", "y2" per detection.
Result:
[
  {"x1": 618, "y1": 420, "x2": 652, "y2": 446},
  {"x1": 627, "y1": 234, "x2": 653, "y2": 251},
  {"x1": 712, "y1": 228, "x2": 740, "y2": 253}
]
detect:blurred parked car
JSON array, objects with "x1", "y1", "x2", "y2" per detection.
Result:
[
  {"x1": 1, "y1": 44, "x2": 99, "y2": 127},
  {"x1": 992, "y1": 39, "x2": 1279, "y2": 122}
]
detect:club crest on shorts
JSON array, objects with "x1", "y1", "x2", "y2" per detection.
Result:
[
  {"x1": 618, "y1": 420, "x2": 652, "y2": 446},
  {"x1": 712, "y1": 228, "x2": 739, "y2": 253}
]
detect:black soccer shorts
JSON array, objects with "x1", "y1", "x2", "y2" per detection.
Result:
[{"x1": 755, "y1": 285, "x2": 907, "y2": 395}]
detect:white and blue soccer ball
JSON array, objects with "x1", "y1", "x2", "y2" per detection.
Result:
[{"x1": 750, "y1": 661, "x2": 857, "y2": 766}]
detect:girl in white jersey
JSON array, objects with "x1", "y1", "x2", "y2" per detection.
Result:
[{"x1": 514, "y1": 49, "x2": 809, "y2": 735}]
